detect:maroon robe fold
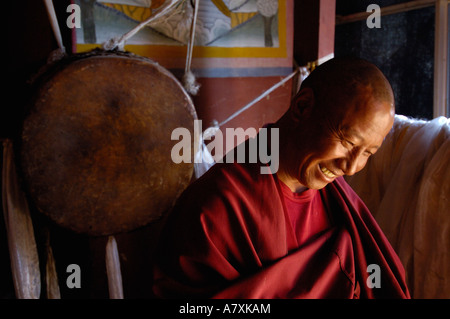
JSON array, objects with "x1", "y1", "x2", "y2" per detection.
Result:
[{"x1": 152, "y1": 160, "x2": 410, "y2": 299}]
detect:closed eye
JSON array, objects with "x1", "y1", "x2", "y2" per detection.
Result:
[
  {"x1": 342, "y1": 139, "x2": 374, "y2": 157},
  {"x1": 341, "y1": 139, "x2": 355, "y2": 148}
]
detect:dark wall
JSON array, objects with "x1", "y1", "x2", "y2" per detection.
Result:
[
  {"x1": 3, "y1": 1, "x2": 72, "y2": 139},
  {"x1": 335, "y1": 0, "x2": 435, "y2": 120}
]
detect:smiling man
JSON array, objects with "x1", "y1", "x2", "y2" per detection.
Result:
[
  {"x1": 152, "y1": 57, "x2": 410, "y2": 299},
  {"x1": 276, "y1": 57, "x2": 395, "y2": 192}
]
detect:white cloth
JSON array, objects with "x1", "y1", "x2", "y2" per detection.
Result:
[{"x1": 346, "y1": 115, "x2": 450, "y2": 299}]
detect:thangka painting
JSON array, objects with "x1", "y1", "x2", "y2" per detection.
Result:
[{"x1": 73, "y1": 0, "x2": 293, "y2": 77}]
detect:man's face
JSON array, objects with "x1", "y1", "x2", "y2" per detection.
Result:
[{"x1": 287, "y1": 90, "x2": 394, "y2": 190}]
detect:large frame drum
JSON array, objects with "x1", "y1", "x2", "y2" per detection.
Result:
[{"x1": 19, "y1": 49, "x2": 197, "y2": 236}]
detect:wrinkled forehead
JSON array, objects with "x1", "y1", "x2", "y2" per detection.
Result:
[{"x1": 338, "y1": 96, "x2": 395, "y2": 139}]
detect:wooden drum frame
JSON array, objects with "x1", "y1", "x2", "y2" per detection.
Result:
[{"x1": 19, "y1": 49, "x2": 198, "y2": 236}]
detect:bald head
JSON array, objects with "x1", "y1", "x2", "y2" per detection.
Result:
[{"x1": 300, "y1": 57, "x2": 395, "y2": 115}]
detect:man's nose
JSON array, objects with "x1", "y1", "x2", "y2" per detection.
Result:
[
  {"x1": 338, "y1": 152, "x2": 366, "y2": 176},
  {"x1": 345, "y1": 156, "x2": 360, "y2": 176}
]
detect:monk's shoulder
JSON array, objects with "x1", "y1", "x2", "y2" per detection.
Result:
[{"x1": 172, "y1": 162, "x2": 273, "y2": 221}]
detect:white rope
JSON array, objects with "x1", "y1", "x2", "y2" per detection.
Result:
[
  {"x1": 43, "y1": 0, "x2": 66, "y2": 62},
  {"x1": 183, "y1": 0, "x2": 201, "y2": 95},
  {"x1": 102, "y1": 0, "x2": 181, "y2": 51},
  {"x1": 202, "y1": 65, "x2": 310, "y2": 138},
  {"x1": 197, "y1": 66, "x2": 309, "y2": 152},
  {"x1": 194, "y1": 66, "x2": 309, "y2": 178},
  {"x1": 218, "y1": 67, "x2": 303, "y2": 127},
  {"x1": 44, "y1": 0, "x2": 65, "y2": 51}
]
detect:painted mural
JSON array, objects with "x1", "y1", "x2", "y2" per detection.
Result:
[
  {"x1": 73, "y1": 0, "x2": 292, "y2": 77},
  {"x1": 75, "y1": 0, "x2": 279, "y2": 47}
]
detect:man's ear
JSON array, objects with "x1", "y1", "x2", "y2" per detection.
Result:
[{"x1": 290, "y1": 87, "x2": 314, "y2": 122}]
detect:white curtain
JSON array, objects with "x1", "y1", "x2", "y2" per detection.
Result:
[{"x1": 346, "y1": 115, "x2": 450, "y2": 299}]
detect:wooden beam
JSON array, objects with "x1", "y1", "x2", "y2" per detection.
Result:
[
  {"x1": 336, "y1": 0, "x2": 438, "y2": 25},
  {"x1": 318, "y1": 0, "x2": 336, "y2": 64},
  {"x1": 434, "y1": 0, "x2": 449, "y2": 117},
  {"x1": 294, "y1": 0, "x2": 336, "y2": 66}
]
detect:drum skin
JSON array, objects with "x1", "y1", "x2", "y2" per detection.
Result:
[{"x1": 20, "y1": 50, "x2": 197, "y2": 236}]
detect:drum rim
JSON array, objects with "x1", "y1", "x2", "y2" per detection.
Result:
[{"x1": 17, "y1": 48, "x2": 199, "y2": 236}]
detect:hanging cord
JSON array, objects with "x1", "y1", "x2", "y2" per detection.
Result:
[
  {"x1": 202, "y1": 65, "x2": 310, "y2": 140},
  {"x1": 218, "y1": 69, "x2": 300, "y2": 127},
  {"x1": 43, "y1": 0, "x2": 66, "y2": 62},
  {"x1": 194, "y1": 65, "x2": 309, "y2": 179},
  {"x1": 183, "y1": 0, "x2": 201, "y2": 95},
  {"x1": 220, "y1": 67, "x2": 304, "y2": 127},
  {"x1": 102, "y1": 0, "x2": 181, "y2": 51},
  {"x1": 102, "y1": 0, "x2": 200, "y2": 94}
]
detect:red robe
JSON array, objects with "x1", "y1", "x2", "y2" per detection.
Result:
[{"x1": 152, "y1": 160, "x2": 410, "y2": 299}]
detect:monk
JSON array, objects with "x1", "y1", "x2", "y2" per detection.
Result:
[{"x1": 152, "y1": 57, "x2": 411, "y2": 299}]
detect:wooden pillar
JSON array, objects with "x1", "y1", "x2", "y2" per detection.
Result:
[
  {"x1": 434, "y1": 0, "x2": 449, "y2": 117},
  {"x1": 294, "y1": 0, "x2": 336, "y2": 66}
]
